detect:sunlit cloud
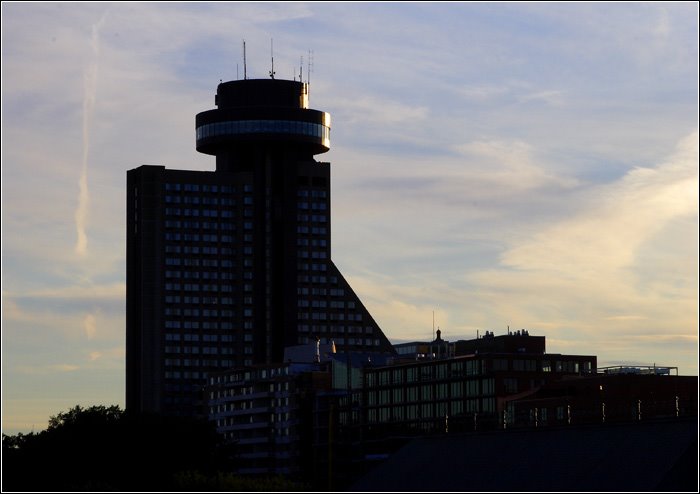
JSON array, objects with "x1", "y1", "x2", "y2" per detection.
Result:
[
  {"x1": 74, "y1": 13, "x2": 107, "y2": 256},
  {"x1": 14, "y1": 364, "x2": 81, "y2": 375},
  {"x1": 83, "y1": 313, "x2": 98, "y2": 340},
  {"x1": 3, "y1": 283, "x2": 125, "y2": 311},
  {"x1": 459, "y1": 84, "x2": 512, "y2": 102},
  {"x1": 461, "y1": 131, "x2": 698, "y2": 356},
  {"x1": 653, "y1": 7, "x2": 670, "y2": 38},
  {"x1": 453, "y1": 139, "x2": 580, "y2": 191},
  {"x1": 517, "y1": 89, "x2": 566, "y2": 107},
  {"x1": 3, "y1": 284, "x2": 125, "y2": 343},
  {"x1": 501, "y1": 131, "x2": 698, "y2": 275}
]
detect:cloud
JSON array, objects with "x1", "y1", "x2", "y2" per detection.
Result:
[
  {"x1": 4, "y1": 283, "x2": 125, "y2": 310},
  {"x1": 14, "y1": 364, "x2": 81, "y2": 375},
  {"x1": 459, "y1": 84, "x2": 512, "y2": 102},
  {"x1": 459, "y1": 131, "x2": 698, "y2": 356},
  {"x1": 83, "y1": 313, "x2": 98, "y2": 340},
  {"x1": 517, "y1": 89, "x2": 566, "y2": 107},
  {"x1": 75, "y1": 13, "x2": 108, "y2": 256},
  {"x1": 653, "y1": 7, "x2": 670, "y2": 38},
  {"x1": 454, "y1": 138, "x2": 580, "y2": 191},
  {"x1": 3, "y1": 284, "x2": 126, "y2": 345},
  {"x1": 500, "y1": 131, "x2": 698, "y2": 276}
]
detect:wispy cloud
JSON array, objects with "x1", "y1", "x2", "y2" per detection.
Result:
[
  {"x1": 83, "y1": 312, "x2": 98, "y2": 340},
  {"x1": 75, "y1": 13, "x2": 108, "y2": 256},
  {"x1": 14, "y1": 364, "x2": 80, "y2": 375},
  {"x1": 454, "y1": 138, "x2": 580, "y2": 191},
  {"x1": 500, "y1": 131, "x2": 698, "y2": 275}
]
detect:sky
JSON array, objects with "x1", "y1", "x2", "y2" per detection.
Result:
[{"x1": 1, "y1": 2, "x2": 698, "y2": 435}]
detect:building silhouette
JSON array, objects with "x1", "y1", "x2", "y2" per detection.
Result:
[
  {"x1": 203, "y1": 329, "x2": 696, "y2": 489},
  {"x1": 126, "y1": 78, "x2": 394, "y2": 417}
]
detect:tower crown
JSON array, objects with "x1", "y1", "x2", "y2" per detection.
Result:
[
  {"x1": 195, "y1": 78, "x2": 330, "y2": 156},
  {"x1": 215, "y1": 79, "x2": 309, "y2": 109}
]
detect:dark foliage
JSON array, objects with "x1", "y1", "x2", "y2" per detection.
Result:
[{"x1": 2, "y1": 405, "x2": 232, "y2": 491}]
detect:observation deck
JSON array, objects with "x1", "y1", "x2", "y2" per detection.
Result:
[{"x1": 195, "y1": 79, "x2": 331, "y2": 156}]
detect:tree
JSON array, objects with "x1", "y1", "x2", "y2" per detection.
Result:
[
  {"x1": 2, "y1": 404, "x2": 229, "y2": 491},
  {"x1": 46, "y1": 404, "x2": 122, "y2": 430}
]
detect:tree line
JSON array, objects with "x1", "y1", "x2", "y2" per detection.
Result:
[{"x1": 2, "y1": 405, "x2": 306, "y2": 491}]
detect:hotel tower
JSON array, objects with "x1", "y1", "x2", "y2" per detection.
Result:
[{"x1": 126, "y1": 78, "x2": 394, "y2": 416}]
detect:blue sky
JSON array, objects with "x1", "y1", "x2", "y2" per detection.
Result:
[{"x1": 2, "y1": 2, "x2": 698, "y2": 434}]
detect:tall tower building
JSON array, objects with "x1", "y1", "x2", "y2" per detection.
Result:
[{"x1": 126, "y1": 79, "x2": 394, "y2": 417}]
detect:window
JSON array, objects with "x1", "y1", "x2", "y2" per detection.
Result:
[
  {"x1": 503, "y1": 378, "x2": 518, "y2": 394},
  {"x1": 492, "y1": 359, "x2": 508, "y2": 371},
  {"x1": 466, "y1": 380, "x2": 479, "y2": 397},
  {"x1": 481, "y1": 398, "x2": 495, "y2": 413},
  {"x1": 406, "y1": 386, "x2": 418, "y2": 402}
]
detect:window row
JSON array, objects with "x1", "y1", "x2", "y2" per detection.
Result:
[
  {"x1": 297, "y1": 201, "x2": 327, "y2": 211},
  {"x1": 297, "y1": 312, "x2": 363, "y2": 321},
  {"x1": 297, "y1": 263, "x2": 327, "y2": 272},
  {"x1": 165, "y1": 283, "x2": 233, "y2": 291},
  {"x1": 166, "y1": 323, "x2": 235, "y2": 331},
  {"x1": 298, "y1": 250, "x2": 328, "y2": 259},
  {"x1": 165, "y1": 221, "x2": 229, "y2": 230},
  {"x1": 196, "y1": 119, "x2": 330, "y2": 141},
  {"x1": 165, "y1": 209, "x2": 228, "y2": 218},
  {"x1": 164, "y1": 346, "x2": 240, "y2": 355},
  {"x1": 297, "y1": 300, "x2": 350, "y2": 309},
  {"x1": 297, "y1": 324, "x2": 371, "y2": 333},
  {"x1": 165, "y1": 232, "x2": 234, "y2": 241},
  {"x1": 165, "y1": 308, "x2": 238, "y2": 317},
  {"x1": 296, "y1": 226, "x2": 327, "y2": 235},
  {"x1": 165, "y1": 183, "x2": 236, "y2": 193},
  {"x1": 297, "y1": 238, "x2": 327, "y2": 247},
  {"x1": 297, "y1": 214, "x2": 327, "y2": 222},
  {"x1": 297, "y1": 275, "x2": 331, "y2": 284},
  {"x1": 297, "y1": 287, "x2": 344, "y2": 296},
  {"x1": 165, "y1": 271, "x2": 234, "y2": 280},
  {"x1": 297, "y1": 189, "x2": 327, "y2": 198},
  {"x1": 165, "y1": 199, "x2": 235, "y2": 210},
  {"x1": 165, "y1": 246, "x2": 231, "y2": 254},
  {"x1": 165, "y1": 258, "x2": 239, "y2": 267}
]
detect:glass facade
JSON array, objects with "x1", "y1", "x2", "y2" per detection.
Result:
[{"x1": 197, "y1": 119, "x2": 331, "y2": 148}]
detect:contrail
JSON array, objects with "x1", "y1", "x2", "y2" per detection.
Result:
[{"x1": 74, "y1": 13, "x2": 107, "y2": 256}]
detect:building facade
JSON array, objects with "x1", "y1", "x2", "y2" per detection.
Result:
[
  {"x1": 506, "y1": 370, "x2": 698, "y2": 428},
  {"x1": 126, "y1": 79, "x2": 394, "y2": 417},
  {"x1": 206, "y1": 362, "x2": 328, "y2": 477},
  {"x1": 347, "y1": 333, "x2": 597, "y2": 438}
]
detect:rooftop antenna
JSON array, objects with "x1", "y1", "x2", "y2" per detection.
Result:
[
  {"x1": 269, "y1": 38, "x2": 275, "y2": 79},
  {"x1": 243, "y1": 39, "x2": 247, "y2": 80},
  {"x1": 299, "y1": 55, "x2": 303, "y2": 83},
  {"x1": 307, "y1": 49, "x2": 313, "y2": 85}
]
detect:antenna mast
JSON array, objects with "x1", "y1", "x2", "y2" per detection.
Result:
[
  {"x1": 307, "y1": 49, "x2": 313, "y2": 85},
  {"x1": 243, "y1": 39, "x2": 247, "y2": 80},
  {"x1": 269, "y1": 38, "x2": 275, "y2": 79}
]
